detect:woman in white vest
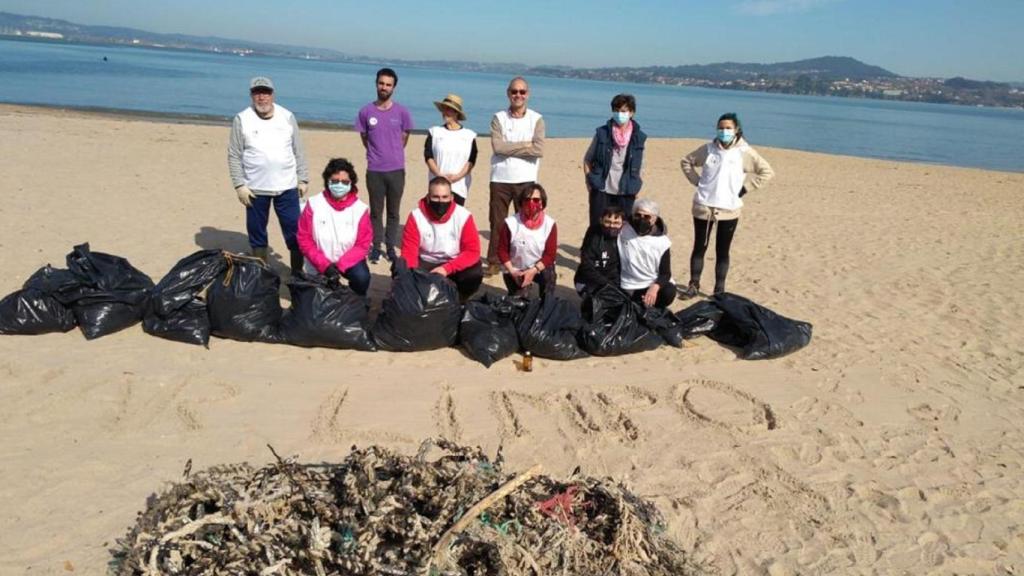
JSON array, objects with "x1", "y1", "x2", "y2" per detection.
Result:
[
  {"x1": 618, "y1": 199, "x2": 676, "y2": 309},
  {"x1": 296, "y1": 158, "x2": 372, "y2": 295},
  {"x1": 679, "y1": 112, "x2": 774, "y2": 297},
  {"x1": 424, "y1": 94, "x2": 477, "y2": 206},
  {"x1": 399, "y1": 177, "x2": 483, "y2": 302},
  {"x1": 497, "y1": 183, "x2": 558, "y2": 297}
]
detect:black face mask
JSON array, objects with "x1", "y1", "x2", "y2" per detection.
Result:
[
  {"x1": 428, "y1": 200, "x2": 451, "y2": 219},
  {"x1": 632, "y1": 217, "x2": 654, "y2": 235},
  {"x1": 601, "y1": 226, "x2": 622, "y2": 238}
]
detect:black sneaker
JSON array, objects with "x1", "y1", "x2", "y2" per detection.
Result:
[
  {"x1": 385, "y1": 246, "x2": 398, "y2": 263},
  {"x1": 369, "y1": 246, "x2": 382, "y2": 264}
]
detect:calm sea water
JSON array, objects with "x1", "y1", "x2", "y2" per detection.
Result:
[{"x1": 1, "y1": 38, "x2": 1022, "y2": 172}]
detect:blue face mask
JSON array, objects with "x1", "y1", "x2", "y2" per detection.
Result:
[
  {"x1": 328, "y1": 181, "x2": 351, "y2": 198},
  {"x1": 717, "y1": 128, "x2": 735, "y2": 144},
  {"x1": 613, "y1": 111, "x2": 631, "y2": 126}
]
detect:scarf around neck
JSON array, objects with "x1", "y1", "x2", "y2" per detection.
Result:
[
  {"x1": 612, "y1": 120, "x2": 633, "y2": 149},
  {"x1": 520, "y1": 209, "x2": 546, "y2": 230}
]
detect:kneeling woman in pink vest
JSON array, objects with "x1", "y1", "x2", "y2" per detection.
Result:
[
  {"x1": 400, "y1": 176, "x2": 484, "y2": 302},
  {"x1": 296, "y1": 158, "x2": 372, "y2": 295},
  {"x1": 496, "y1": 183, "x2": 557, "y2": 297}
]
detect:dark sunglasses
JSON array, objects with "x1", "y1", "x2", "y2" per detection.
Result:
[
  {"x1": 329, "y1": 179, "x2": 352, "y2": 185},
  {"x1": 508, "y1": 89, "x2": 528, "y2": 95},
  {"x1": 250, "y1": 88, "x2": 273, "y2": 95},
  {"x1": 525, "y1": 197, "x2": 543, "y2": 204},
  {"x1": 635, "y1": 213, "x2": 656, "y2": 221}
]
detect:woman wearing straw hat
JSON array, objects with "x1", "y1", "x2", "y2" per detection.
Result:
[{"x1": 424, "y1": 94, "x2": 478, "y2": 206}]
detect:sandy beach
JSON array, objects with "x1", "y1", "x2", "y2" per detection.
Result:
[{"x1": 0, "y1": 103, "x2": 1022, "y2": 575}]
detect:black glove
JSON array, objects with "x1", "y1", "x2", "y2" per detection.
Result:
[
  {"x1": 739, "y1": 185, "x2": 748, "y2": 198},
  {"x1": 324, "y1": 264, "x2": 342, "y2": 286}
]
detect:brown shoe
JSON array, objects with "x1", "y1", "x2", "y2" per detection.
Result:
[{"x1": 484, "y1": 263, "x2": 501, "y2": 277}]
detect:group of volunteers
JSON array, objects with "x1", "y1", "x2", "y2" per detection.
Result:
[{"x1": 227, "y1": 68, "x2": 775, "y2": 310}]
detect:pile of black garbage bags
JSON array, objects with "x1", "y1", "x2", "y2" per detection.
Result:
[{"x1": 0, "y1": 246, "x2": 812, "y2": 366}]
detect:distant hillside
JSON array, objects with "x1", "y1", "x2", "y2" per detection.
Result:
[
  {"x1": 0, "y1": 11, "x2": 353, "y2": 59},
  {"x1": 563, "y1": 56, "x2": 898, "y2": 82},
  {"x1": 529, "y1": 56, "x2": 900, "y2": 86},
  {"x1": 944, "y1": 77, "x2": 1009, "y2": 90}
]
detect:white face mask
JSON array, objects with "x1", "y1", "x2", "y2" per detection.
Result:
[{"x1": 613, "y1": 111, "x2": 631, "y2": 126}]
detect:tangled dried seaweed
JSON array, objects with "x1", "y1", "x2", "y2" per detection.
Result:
[{"x1": 114, "y1": 440, "x2": 707, "y2": 576}]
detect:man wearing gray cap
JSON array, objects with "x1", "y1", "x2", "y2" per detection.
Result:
[{"x1": 227, "y1": 76, "x2": 309, "y2": 273}]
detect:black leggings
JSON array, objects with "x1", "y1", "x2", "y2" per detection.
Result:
[{"x1": 689, "y1": 218, "x2": 738, "y2": 289}]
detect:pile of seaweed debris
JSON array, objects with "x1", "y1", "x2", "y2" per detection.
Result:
[{"x1": 114, "y1": 440, "x2": 706, "y2": 575}]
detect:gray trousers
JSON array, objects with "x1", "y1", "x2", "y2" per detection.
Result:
[{"x1": 366, "y1": 169, "x2": 405, "y2": 249}]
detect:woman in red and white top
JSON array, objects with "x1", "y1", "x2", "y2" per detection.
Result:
[
  {"x1": 296, "y1": 158, "x2": 372, "y2": 295},
  {"x1": 400, "y1": 176, "x2": 483, "y2": 301},
  {"x1": 497, "y1": 183, "x2": 557, "y2": 297}
]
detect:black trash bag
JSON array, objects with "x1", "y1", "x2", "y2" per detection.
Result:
[
  {"x1": 142, "y1": 298, "x2": 211, "y2": 347},
  {"x1": 512, "y1": 295, "x2": 588, "y2": 361},
  {"x1": 0, "y1": 264, "x2": 84, "y2": 335},
  {"x1": 372, "y1": 260, "x2": 461, "y2": 352},
  {"x1": 641, "y1": 307, "x2": 686, "y2": 348},
  {"x1": 66, "y1": 243, "x2": 154, "y2": 293},
  {"x1": 141, "y1": 249, "x2": 227, "y2": 347},
  {"x1": 675, "y1": 300, "x2": 725, "y2": 339},
  {"x1": 459, "y1": 294, "x2": 518, "y2": 368},
  {"x1": 72, "y1": 290, "x2": 152, "y2": 340},
  {"x1": 706, "y1": 293, "x2": 813, "y2": 360},
  {"x1": 63, "y1": 243, "x2": 154, "y2": 339},
  {"x1": 279, "y1": 274, "x2": 376, "y2": 351},
  {"x1": 579, "y1": 285, "x2": 663, "y2": 356},
  {"x1": 207, "y1": 255, "x2": 283, "y2": 343},
  {"x1": 22, "y1": 265, "x2": 83, "y2": 302},
  {"x1": 0, "y1": 288, "x2": 76, "y2": 335},
  {"x1": 149, "y1": 249, "x2": 227, "y2": 316}
]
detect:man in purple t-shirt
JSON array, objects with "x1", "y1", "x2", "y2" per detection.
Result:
[{"x1": 356, "y1": 67, "x2": 414, "y2": 263}]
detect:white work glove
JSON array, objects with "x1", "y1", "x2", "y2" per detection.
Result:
[
  {"x1": 236, "y1": 185, "x2": 255, "y2": 207},
  {"x1": 298, "y1": 181, "x2": 309, "y2": 199}
]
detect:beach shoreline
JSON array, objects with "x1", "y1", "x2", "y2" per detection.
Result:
[
  {"x1": 0, "y1": 104, "x2": 1022, "y2": 575},
  {"x1": 0, "y1": 101, "x2": 360, "y2": 132}
]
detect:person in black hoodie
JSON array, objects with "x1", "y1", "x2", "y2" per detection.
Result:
[
  {"x1": 574, "y1": 206, "x2": 625, "y2": 295},
  {"x1": 618, "y1": 199, "x2": 675, "y2": 309},
  {"x1": 583, "y1": 94, "x2": 646, "y2": 227}
]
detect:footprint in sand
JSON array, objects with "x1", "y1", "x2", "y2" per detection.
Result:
[{"x1": 432, "y1": 382, "x2": 463, "y2": 443}]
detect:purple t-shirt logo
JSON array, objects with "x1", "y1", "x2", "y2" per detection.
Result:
[{"x1": 356, "y1": 102, "x2": 414, "y2": 172}]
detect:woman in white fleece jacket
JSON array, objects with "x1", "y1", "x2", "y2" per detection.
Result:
[{"x1": 679, "y1": 112, "x2": 774, "y2": 297}]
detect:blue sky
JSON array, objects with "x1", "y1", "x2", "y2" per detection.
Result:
[{"x1": 2, "y1": 0, "x2": 1022, "y2": 81}]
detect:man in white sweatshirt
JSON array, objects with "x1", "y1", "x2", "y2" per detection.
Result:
[
  {"x1": 486, "y1": 76, "x2": 545, "y2": 276},
  {"x1": 227, "y1": 76, "x2": 309, "y2": 274}
]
